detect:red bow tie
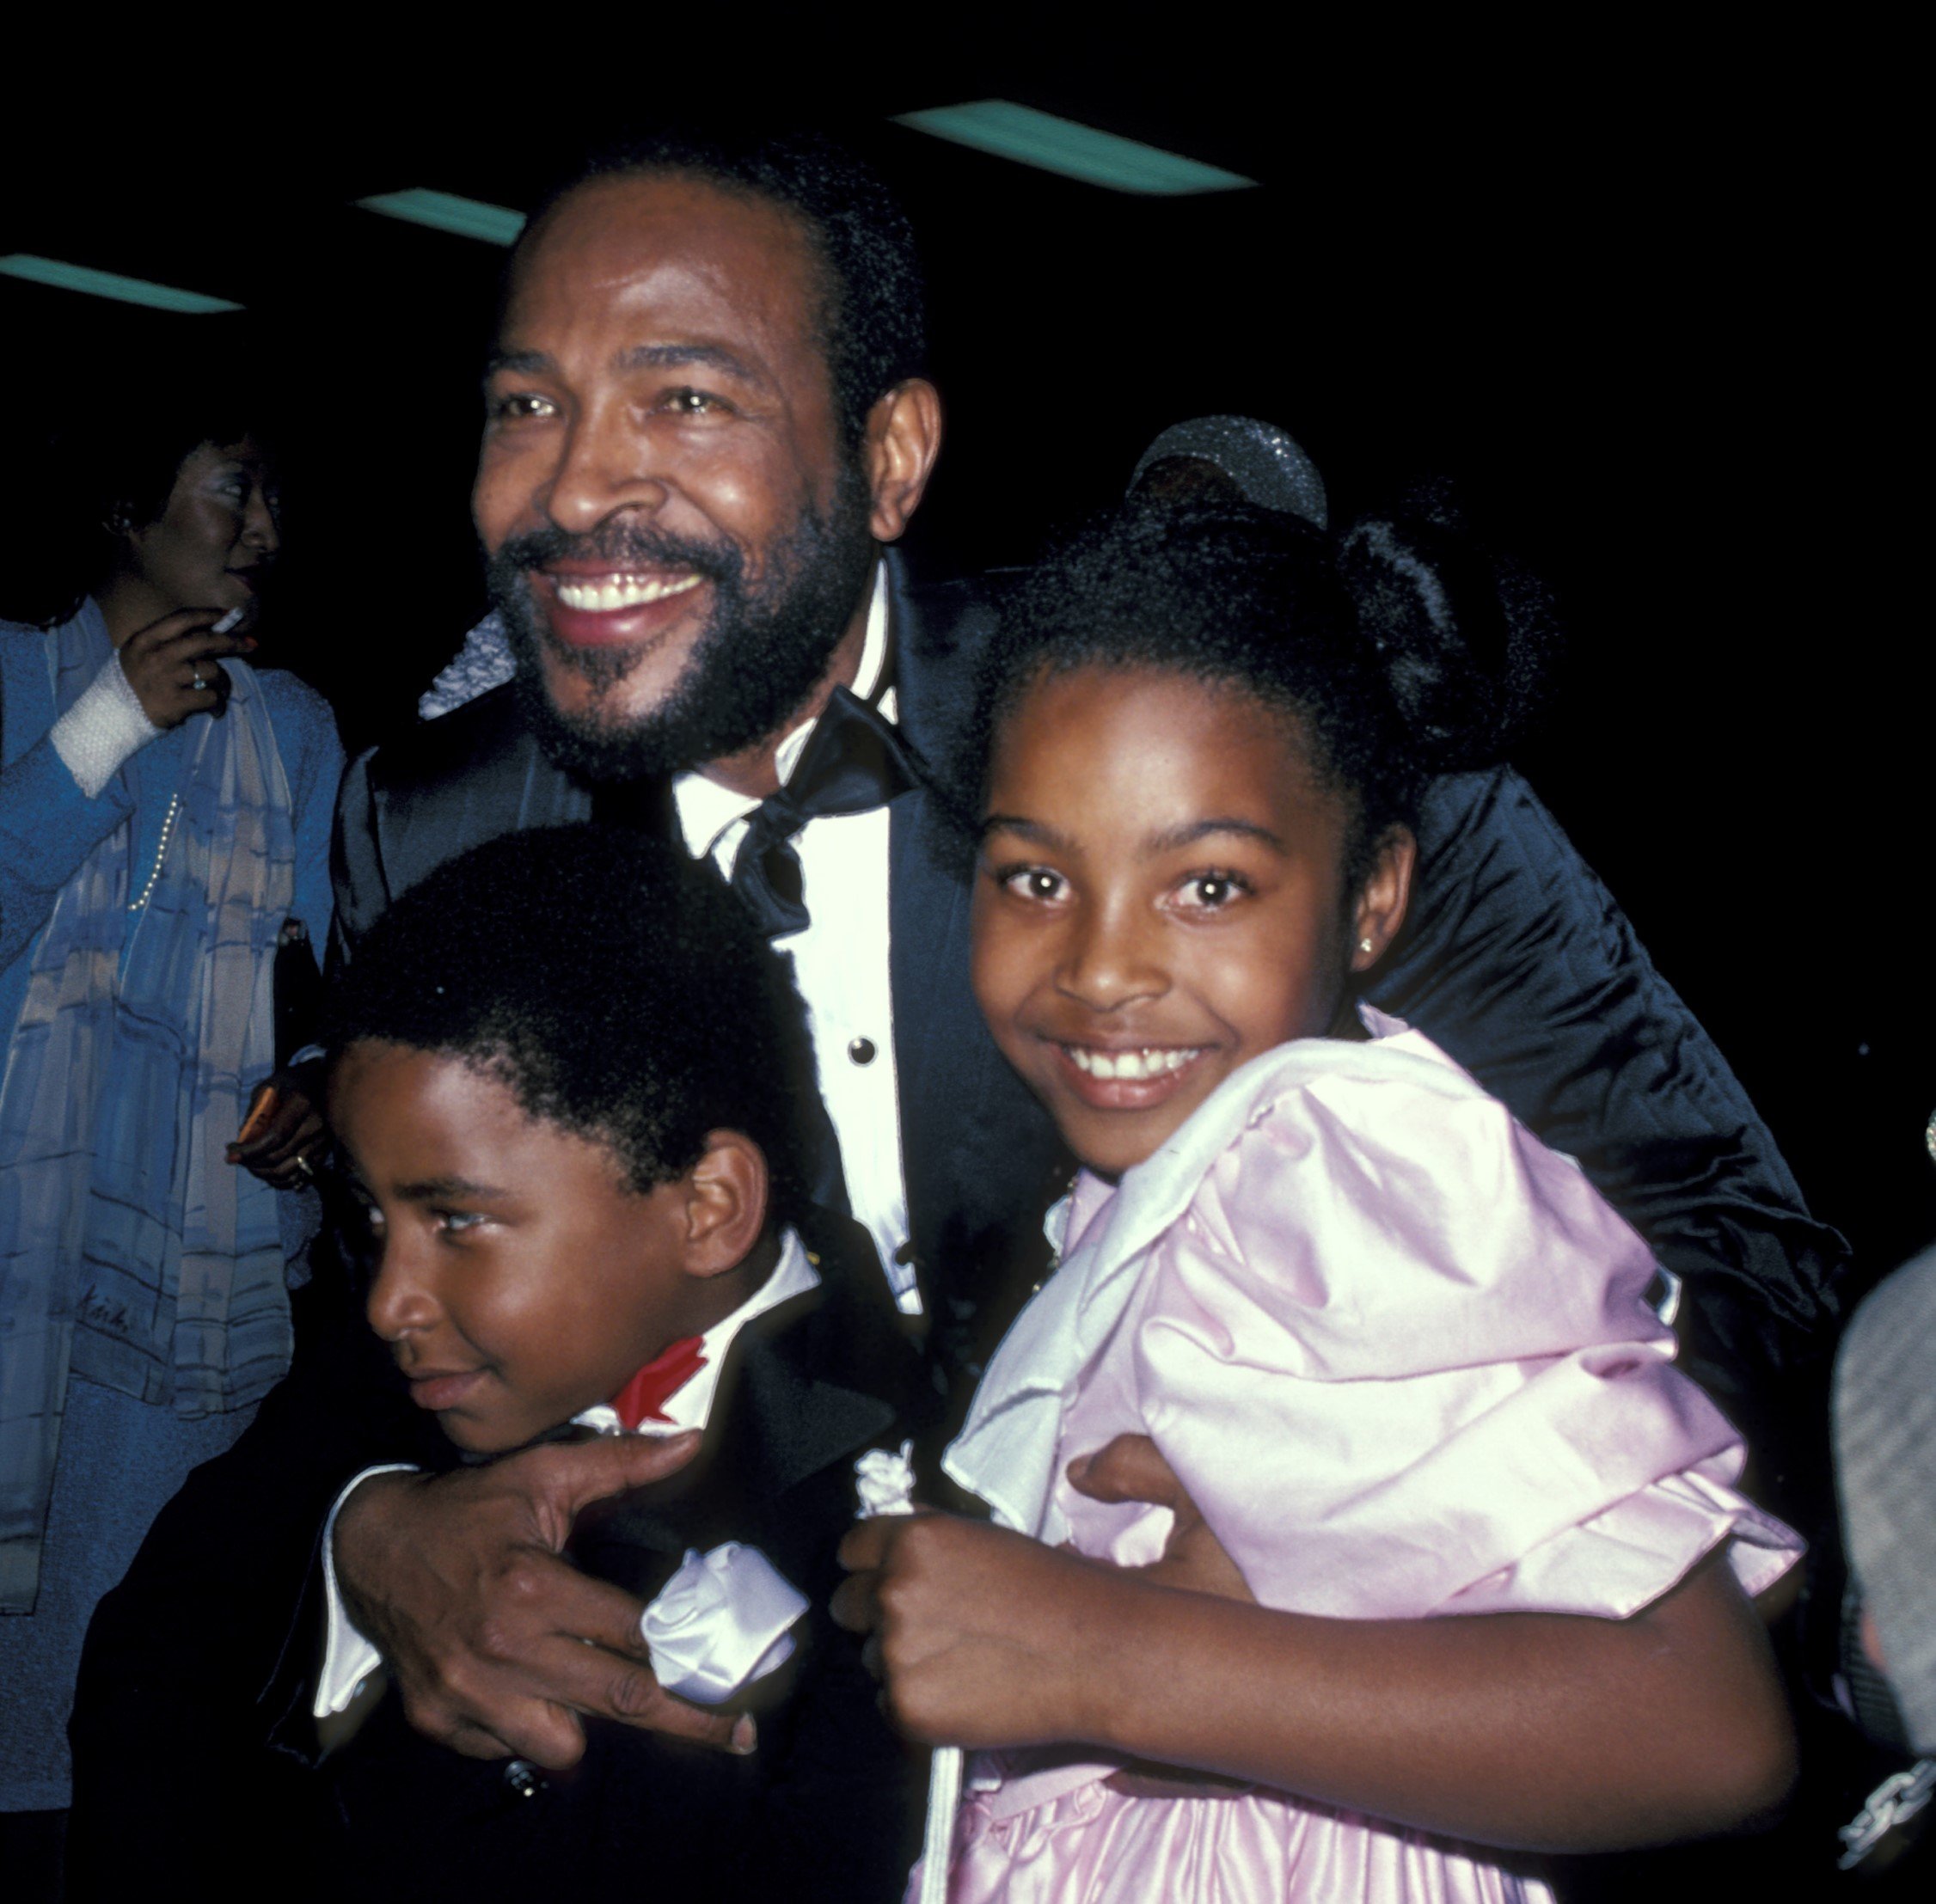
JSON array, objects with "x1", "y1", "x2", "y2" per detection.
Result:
[{"x1": 610, "y1": 1337, "x2": 708, "y2": 1430}]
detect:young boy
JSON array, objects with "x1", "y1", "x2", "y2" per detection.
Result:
[{"x1": 306, "y1": 824, "x2": 921, "y2": 1903}]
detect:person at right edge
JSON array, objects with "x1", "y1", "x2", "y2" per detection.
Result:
[{"x1": 68, "y1": 129, "x2": 1844, "y2": 1898}]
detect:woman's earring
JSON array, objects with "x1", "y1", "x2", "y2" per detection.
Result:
[{"x1": 1358, "y1": 937, "x2": 1375, "y2": 957}]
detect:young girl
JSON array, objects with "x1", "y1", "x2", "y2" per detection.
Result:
[{"x1": 835, "y1": 501, "x2": 1801, "y2": 1902}]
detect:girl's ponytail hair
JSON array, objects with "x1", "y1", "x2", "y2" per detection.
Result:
[
  {"x1": 1336, "y1": 482, "x2": 1561, "y2": 776},
  {"x1": 961, "y1": 489, "x2": 1562, "y2": 890}
]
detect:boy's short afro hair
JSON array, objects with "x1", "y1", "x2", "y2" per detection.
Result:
[{"x1": 325, "y1": 825, "x2": 816, "y2": 1224}]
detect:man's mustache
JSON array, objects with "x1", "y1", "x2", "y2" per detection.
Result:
[{"x1": 493, "y1": 521, "x2": 741, "y2": 586}]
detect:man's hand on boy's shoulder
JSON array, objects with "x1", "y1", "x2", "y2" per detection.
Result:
[{"x1": 333, "y1": 1434, "x2": 751, "y2": 1768}]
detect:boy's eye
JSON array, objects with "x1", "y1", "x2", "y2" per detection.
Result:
[
  {"x1": 996, "y1": 864, "x2": 1069, "y2": 903},
  {"x1": 1170, "y1": 870, "x2": 1252, "y2": 912}
]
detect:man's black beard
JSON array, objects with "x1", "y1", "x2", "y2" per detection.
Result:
[{"x1": 489, "y1": 464, "x2": 876, "y2": 786}]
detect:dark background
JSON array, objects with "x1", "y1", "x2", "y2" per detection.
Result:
[
  {"x1": 2, "y1": 29, "x2": 1927, "y2": 1891},
  {"x1": 2, "y1": 45, "x2": 1921, "y2": 1277}
]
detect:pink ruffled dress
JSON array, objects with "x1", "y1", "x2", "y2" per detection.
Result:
[{"x1": 929, "y1": 1013, "x2": 1800, "y2": 1904}]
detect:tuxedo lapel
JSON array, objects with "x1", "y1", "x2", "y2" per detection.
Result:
[
  {"x1": 335, "y1": 685, "x2": 593, "y2": 961},
  {"x1": 381, "y1": 686, "x2": 593, "y2": 881},
  {"x1": 571, "y1": 1285, "x2": 898, "y2": 1585}
]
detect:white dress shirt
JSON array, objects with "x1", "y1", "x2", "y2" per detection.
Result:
[
  {"x1": 673, "y1": 565, "x2": 917, "y2": 1315},
  {"x1": 316, "y1": 1233, "x2": 823, "y2": 1717}
]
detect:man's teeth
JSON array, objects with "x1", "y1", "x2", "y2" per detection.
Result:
[
  {"x1": 554, "y1": 572, "x2": 704, "y2": 612},
  {"x1": 1068, "y1": 1046, "x2": 1203, "y2": 1081}
]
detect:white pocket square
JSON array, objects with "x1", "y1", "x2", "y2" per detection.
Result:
[{"x1": 640, "y1": 1542, "x2": 809, "y2": 1705}]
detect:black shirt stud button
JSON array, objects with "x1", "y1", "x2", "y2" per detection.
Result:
[
  {"x1": 849, "y1": 1037, "x2": 876, "y2": 1065},
  {"x1": 505, "y1": 1759, "x2": 546, "y2": 1798}
]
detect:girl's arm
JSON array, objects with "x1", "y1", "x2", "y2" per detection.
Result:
[{"x1": 834, "y1": 1502, "x2": 1795, "y2": 1856}]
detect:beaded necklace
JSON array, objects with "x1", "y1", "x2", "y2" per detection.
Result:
[{"x1": 128, "y1": 793, "x2": 182, "y2": 914}]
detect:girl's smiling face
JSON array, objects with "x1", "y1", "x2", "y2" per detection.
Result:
[{"x1": 971, "y1": 665, "x2": 1413, "y2": 1179}]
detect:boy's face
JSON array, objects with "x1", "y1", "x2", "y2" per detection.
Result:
[{"x1": 330, "y1": 1040, "x2": 696, "y2": 1453}]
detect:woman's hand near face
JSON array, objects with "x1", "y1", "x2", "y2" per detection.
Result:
[{"x1": 116, "y1": 608, "x2": 254, "y2": 729}]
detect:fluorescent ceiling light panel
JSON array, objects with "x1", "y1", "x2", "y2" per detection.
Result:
[
  {"x1": 894, "y1": 101, "x2": 1254, "y2": 195},
  {"x1": 0, "y1": 254, "x2": 242, "y2": 313},
  {"x1": 357, "y1": 188, "x2": 526, "y2": 245}
]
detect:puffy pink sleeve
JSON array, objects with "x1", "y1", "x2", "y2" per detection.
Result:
[{"x1": 1057, "y1": 1068, "x2": 1798, "y2": 1621}]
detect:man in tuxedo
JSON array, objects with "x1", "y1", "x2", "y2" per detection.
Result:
[{"x1": 71, "y1": 127, "x2": 1844, "y2": 1883}]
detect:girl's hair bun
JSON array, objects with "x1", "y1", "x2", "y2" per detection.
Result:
[{"x1": 1336, "y1": 483, "x2": 1562, "y2": 773}]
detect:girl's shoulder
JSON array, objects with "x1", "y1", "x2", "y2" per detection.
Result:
[
  {"x1": 1096, "y1": 1018, "x2": 1511, "y2": 1250},
  {"x1": 1118, "y1": 1022, "x2": 1666, "y2": 1377}
]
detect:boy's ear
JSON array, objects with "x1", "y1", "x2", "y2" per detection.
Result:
[
  {"x1": 677, "y1": 1130, "x2": 770, "y2": 1279},
  {"x1": 1350, "y1": 824, "x2": 1418, "y2": 972}
]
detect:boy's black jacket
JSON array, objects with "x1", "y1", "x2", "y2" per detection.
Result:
[{"x1": 69, "y1": 1214, "x2": 928, "y2": 1904}]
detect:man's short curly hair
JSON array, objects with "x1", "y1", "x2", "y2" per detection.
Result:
[
  {"x1": 325, "y1": 826, "x2": 817, "y2": 1224},
  {"x1": 528, "y1": 126, "x2": 928, "y2": 453}
]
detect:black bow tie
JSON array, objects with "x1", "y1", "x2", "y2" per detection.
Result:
[{"x1": 728, "y1": 686, "x2": 919, "y2": 938}]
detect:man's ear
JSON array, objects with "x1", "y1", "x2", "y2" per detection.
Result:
[
  {"x1": 1349, "y1": 824, "x2": 1418, "y2": 972},
  {"x1": 678, "y1": 1130, "x2": 771, "y2": 1278},
  {"x1": 864, "y1": 378, "x2": 942, "y2": 544}
]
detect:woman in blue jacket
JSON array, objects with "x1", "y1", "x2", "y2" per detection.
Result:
[{"x1": 0, "y1": 352, "x2": 342, "y2": 1843}]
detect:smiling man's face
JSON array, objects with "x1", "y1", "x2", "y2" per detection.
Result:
[{"x1": 475, "y1": 171, "x2": 875, "y2": 781}]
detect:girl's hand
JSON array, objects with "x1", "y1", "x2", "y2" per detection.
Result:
[
  {"x1": 832, "y1": 1513, "x2": 1126, "y2": 1749},
  {"x1": 1067, "y1": 1434, "x2": 1253, "y2": 1604},
  {"x1": 117, "y1": 608, "x2": 254, "y2": 729}
]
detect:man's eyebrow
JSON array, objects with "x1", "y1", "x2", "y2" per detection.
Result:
[
  {"x1": 618, "y1": 342, "x2": 773, "y2": 391},
  {"x1": 1145, "y1": 817, "x2": 1290, "y2": 855},
  {"x1": 484, "y1": 346, "x2": 554, "y2": 378},
  {"x1": 392, "y1": 1174, "x2": 512, "y2": 1203}
]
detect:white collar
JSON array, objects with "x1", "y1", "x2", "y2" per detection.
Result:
[
  {"x1": 674, "y1": 563, "x2": 891, "y2": 861},
  {"x1": 572, "y1": 1227, "x2": 823, "y2": 1438}
]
